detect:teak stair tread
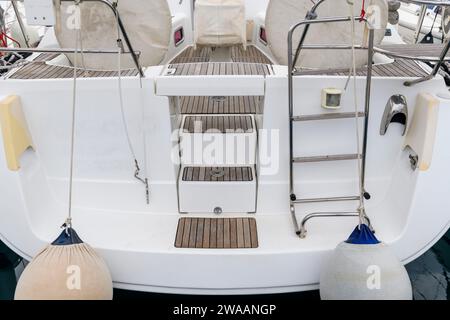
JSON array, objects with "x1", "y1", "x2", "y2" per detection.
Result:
[{"x1": 175, "y1": 217, "x2": 258, "y2": 249}]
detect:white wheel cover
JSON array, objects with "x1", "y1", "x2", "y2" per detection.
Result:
[
  {"x1": 54, "y1": 0, "x2": 172, "y2": 70},
  {"x1": 266, "y1": 0, "x2": 388, "y2": 69}
]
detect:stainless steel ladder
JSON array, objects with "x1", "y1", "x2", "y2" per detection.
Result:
[{"x1": 287, "y1": 13, "x2": 375, "y2": 238}]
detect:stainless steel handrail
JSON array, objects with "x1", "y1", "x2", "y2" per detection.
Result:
[
  {"x1": 286, "y1": 43, "x2": 450, "y2": 68},
  {"x1": 400, "y1": 0, "x2": 450, "y2": 5},
  {"x1": 298, "y1": 212, "x2": 358, "y2": 239},
  {"x1": 413, "y1": 4, "x2": 428, "y2": 44},
  {"x1": 362, "y1": 29, "x2": 374, "y2": 192},
  {"x1": 0, "y1": 47, "x2": 139, "y2": 55},
  {"x1": 298, "y1": 212, "x2": 373, "y2": 238},
  {"x1": 290, "y1": 44, "x2": 450, "y2": 63},
  {"x1": 292, "y1": 196, "x2": 361, "y2": 204},
  {"x1": 291, "y1": 0, "x2": 328, "y2": 69}
]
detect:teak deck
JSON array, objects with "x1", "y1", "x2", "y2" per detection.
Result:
[
  {"x1": 231, "y1": 45, "x2": 273, "y2": 64},
  {"x1": 376, "y1": 43, "x2": 450, "y2": 60},
  {"x1": 8, "y1": 53, "x2": 139, "y2": 79},
  {"x1": 183, "y1": 115, "x2": 254, "y2": 133},
  {"x1": 167, "y1": 62, "x2": 273, "y2": 76},
  {"x1": 7, "y1": 44, "x2": 438, "y2": 79},
  {"x1": 175, "y1": 217, "x2": 258, "y2": 249},
  {"x1": 170, "y1": 46, "x2": 213, "y2": 64},
  {"x1": 179, "y1": 96, "x2": 262, "y2": 114},
  {"x1": 170, "y1": 45, "x2": 273, "y2": 65},
  {"x1": 296, "y1": 58, "x2": 429, "y2": 77}
]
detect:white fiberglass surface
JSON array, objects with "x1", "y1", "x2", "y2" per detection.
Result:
[{"x1": 2, "y1": 73, "x2": 439, "y2": 249}]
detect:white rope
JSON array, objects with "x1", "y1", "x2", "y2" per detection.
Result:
[
  {"x1": 78, "y1": 7, "x2": 87, "y2": 74},
  {"x1": 66, "y1": 10, "x2": 82, "y2": 229},
  {"x1": 117, "y1": 43, "x2": 137, "y2": 160},
  {"x1": 114, "y1": 2, "x2": 149, "y2": 202},
  {"x1": 347, "y1": 0, "x2": 365, "y2": 226}
]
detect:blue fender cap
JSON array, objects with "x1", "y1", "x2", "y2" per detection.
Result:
[
  {"x1": 52, "y1": 228, "x2": 84, "y2": 246},
  {"x1": 346, "y1": 224, "x2": 380, "y2": 245}
]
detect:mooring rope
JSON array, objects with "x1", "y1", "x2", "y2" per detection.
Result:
[
  {"x1": 66, "y1": 2, "x2": 82, "y2": 230},
  {"x1": 114, "y1": 1, "x2": 149, "y2": 203}
]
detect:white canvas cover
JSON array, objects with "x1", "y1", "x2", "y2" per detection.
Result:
[
  {"x1": 266, "y1": 0, "x2": 388, "y2": 69},
  {"x1": 194, "y1": 0, "x2": 246, "y2": 48},
  {"x1": 54, "y1": 0, "x2": 171, "y2": 70},
  {"x1": 15, "y1": 243, "x2": 113, "y2": 300}
]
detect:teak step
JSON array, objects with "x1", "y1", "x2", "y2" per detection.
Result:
[
  {"x1": 183, "y1": 115, "x2": 254, "y2": 133},
  {"x1": 180, "y1": 96, "x2": 262, "y2": 114},
  {"x1": 175, "y1": 217, "x2": 259, "y2": 249},
  {"x1": 178, "y1": 165, "x2": 257, "y2": 213},
  {"x1": 182, "y1": 166, "x2": 254, "y2": 182}
]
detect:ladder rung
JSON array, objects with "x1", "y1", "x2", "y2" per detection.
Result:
[
  {"x1": 293, "y1": 153, "x2": 361, "y2": 163},
  {"x1": 291, "y1": 112, "x2": 365, "y2": 121},
  {"x1": 292, "y1": 196, "x2": 360, "y2": 204}
]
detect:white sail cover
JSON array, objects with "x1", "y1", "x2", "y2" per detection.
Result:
[
  {"x1": 54, "y1": 0, "x2": 171, "y2": 70},
  {"x1": 194, "y1": 0, "x2": 246, "y2": 48},
  {"x1": 266, "y1": 0, "x2": 388, "y2": 69}
]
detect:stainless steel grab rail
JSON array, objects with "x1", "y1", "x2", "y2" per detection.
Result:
[
  {"x1": 291, "y1": 0, "x2": 328, "y2": 69},
  {"x1": 0, "y1": 47, "x2": 139, "y2": 55},
  {"x1": 299, "y1": 212, "x2": 373, "y2": 239},
  {"x1": 279, "y1": 43, "x2": 450, "y2": 63}
]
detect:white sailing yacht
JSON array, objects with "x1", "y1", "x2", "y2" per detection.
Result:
[{"x1": 0, "y1": 0, "x2": 449, "y2": 295}]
